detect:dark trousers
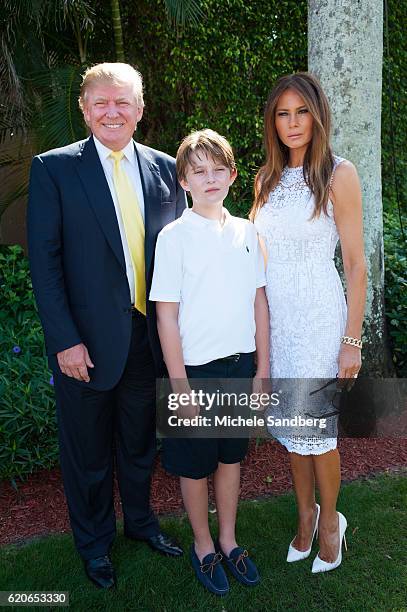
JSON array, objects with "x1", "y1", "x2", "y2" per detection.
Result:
[{"x1": 54, "y1": 312, "x2": 159, "y2": 560}]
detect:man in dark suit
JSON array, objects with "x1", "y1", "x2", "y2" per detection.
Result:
[{"x1": 27, "y1": 63, "x2": 185, "y2": 589}]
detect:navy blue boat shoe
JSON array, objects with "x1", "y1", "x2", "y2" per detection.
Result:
[
  {"x1": 190, "y1": 546, "x2": 229, "y2": 596},
  {"x1": 215, "y1": 541, "x2": 260, "y2": 586}
]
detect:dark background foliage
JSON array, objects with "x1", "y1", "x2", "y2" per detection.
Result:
[
  {"x1": 0, "y1": 0, "x2": 405, "y2": 481},
  {"x1": 0, "y1": 246, "x2": 57, "y2": 483},
  {"x1": 125, "y1": 0, "x2": 308, "y2": 215},
  {"x1": 381, "y1": 0, "x2": 407, "y2": 212}
]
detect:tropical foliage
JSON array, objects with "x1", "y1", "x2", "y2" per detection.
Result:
[
  {"x1": 383, "y1": 210, "x2": 407, "y2": 376},
  {"x1": 0, "y1": 0, "x2": 405, "y2": 481},
  {"x1": 1, "y1": 0, "x2": 405, "y2": 215},
  {"x1": 0, "y1": 0, "x2": 202, "y2": 216},
  {"x1": 0, "y1": 245, "x2": 57, "y2": 482}
]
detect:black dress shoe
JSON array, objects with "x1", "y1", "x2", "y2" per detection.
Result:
[
  {"x1": 145, "y1": 532, "x2": 183, "y2": 557},
  {"x1": 84, "y1": 555, "x2": 116, "y2": 589}
]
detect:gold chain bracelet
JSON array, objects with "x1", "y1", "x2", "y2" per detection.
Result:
[{"x1": 340, "y1": 336, "x2": 363, "y2": 349}]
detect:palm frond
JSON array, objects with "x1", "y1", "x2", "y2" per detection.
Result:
[
  {"x1": 30, "y1": 64, "x2": 87, "y2": 150},
  {"x1": 0, "y1": 158, "x2": 31, "y2": 218},
  {"x1": 0, "y1": 132, "x2": 34, "y2": 216},
  {"x1": 164, "y1": 0, "x2": 205, "y2": 26},
  {"x1": 0, "y1": 62, "x2": 88, "y2": 216},
  {"x1": 0, "y1": 37, "x2": 29, "y2": 137}
]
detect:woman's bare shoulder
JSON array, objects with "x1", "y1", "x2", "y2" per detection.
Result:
[{"x1": 332, "y1": 159, "x2": 359, "y2": 183}]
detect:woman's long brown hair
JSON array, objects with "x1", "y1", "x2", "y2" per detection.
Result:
[{"x1": 250, "y1": 72, "x2": 335, "y2": 220}]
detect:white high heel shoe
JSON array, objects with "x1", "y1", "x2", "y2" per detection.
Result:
[
  {"x1": 311, "y1": 511, "x2": 348, "y2": 573},
  {"x1": 286, "y1": 503, "x2": 320, "y2": 562}
]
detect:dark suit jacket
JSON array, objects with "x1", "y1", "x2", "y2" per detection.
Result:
[{"x1": 27, "y1": 135, "x2": 186, "y2": 390}]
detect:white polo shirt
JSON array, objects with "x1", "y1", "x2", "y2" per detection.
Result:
[{"x1": 150, "y1": 208, "x2": 266, "y2": 366}]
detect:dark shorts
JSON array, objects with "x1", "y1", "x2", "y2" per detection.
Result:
[{"x1": 161, "y1": 352, "x2": 255, "y2": 479}]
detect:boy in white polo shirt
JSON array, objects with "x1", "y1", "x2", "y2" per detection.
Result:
[{"x1": 150, "y1": 129, "x2": 269, "y2": 596}]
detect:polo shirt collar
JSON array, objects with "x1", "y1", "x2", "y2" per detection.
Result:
[
  {"x1": 183, "y1": 207, "x2": 231, "y2": 227},
  {"x1": 93, "y1": 135, "x2": 136, "y2": 166}
]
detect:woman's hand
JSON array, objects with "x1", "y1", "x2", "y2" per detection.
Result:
[{"x1": 338, "y1": 343, "x2": 361, "y2": 386}]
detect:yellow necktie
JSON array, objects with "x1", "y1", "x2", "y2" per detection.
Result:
[{"x1": 110, "y1": 151, "x2": 146, "y2": 315}]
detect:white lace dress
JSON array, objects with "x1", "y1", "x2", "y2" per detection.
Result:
[{"x1": 254, "y1": 157, "x2": 347, "y2": 455}]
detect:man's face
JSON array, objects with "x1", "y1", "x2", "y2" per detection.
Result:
[
  {"x1": 82, "y1": 81, "x2": 143, "y2": 151},
  {"x1": 180, "y1": 152, "x2": 237, "y2": 209}
]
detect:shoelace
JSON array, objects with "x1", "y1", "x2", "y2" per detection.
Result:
[
  {"x1": 234, "y1": 549, "x2": 249, "y2": 575},
  {"x1": 200, "y1": 552, "x2": 223, "y2": 578},
  {"x1": 94, "y1": 555, "x2": 110, "y2": 563}
]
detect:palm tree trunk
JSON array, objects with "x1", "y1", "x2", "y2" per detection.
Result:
[
  {"x1": 111, "y1": 0, "x2": 125, "y2": 61},
  {"x1": 308, "y1": 0, "x2": 393, "y2": 376}
]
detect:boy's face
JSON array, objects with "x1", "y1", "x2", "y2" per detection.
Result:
[{"x1": 180, "y1": 152, "x2": 237, "y2": 209}]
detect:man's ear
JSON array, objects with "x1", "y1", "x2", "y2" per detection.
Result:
[
  {"x1": 82, "y1": 105, "x2": 91, "y2": 127},
  {"x1": 136, "y1": 106, "x2": 144, "y2": 123}
]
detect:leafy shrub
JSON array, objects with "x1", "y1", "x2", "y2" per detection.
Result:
[
  {"x1": 126, "y1": 0, "x2": 307, "y2": 217},
  {"x1": 383, "y1": 211, "x2": 407, "y2": 376},
  {"x1": 382, "y1": 0, "x2": 407, "y2": 212},
  {"x1": 0, "y1": 245, "x2": 57, "y2": 483}
]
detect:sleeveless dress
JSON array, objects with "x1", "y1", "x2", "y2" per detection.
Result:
[{"x1": 254, "y1": 156, "x2": 347, "y2": 455}]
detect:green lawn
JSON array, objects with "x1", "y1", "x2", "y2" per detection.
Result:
[{"x1": 1, "y1": 472, "x2": 406, "y2": 612}]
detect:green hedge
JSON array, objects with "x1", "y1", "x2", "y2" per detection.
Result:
[
  {"x1": 0, "y1": 246, "x2": 57, "y2": 483},
  {"x1": 383, "y1": 210, "x2": 407, "y2": 377},
  {"x1": 382, "y1": 0, "x2": 407, "y2": 212}
]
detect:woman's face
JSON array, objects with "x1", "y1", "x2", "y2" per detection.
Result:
[{"x1": 274, "y1": 88, "x2": 314, "y2": 157}]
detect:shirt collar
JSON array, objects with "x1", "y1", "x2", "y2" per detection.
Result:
[
  {"x1": 182, "y1": 207, "x2": 231, "y2": 227},
  {"x1": 93, "y1": 135, "x2": 136, "y2": 167}
]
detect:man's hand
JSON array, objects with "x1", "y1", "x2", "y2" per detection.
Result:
[{"x1": 57, "y1": 343, "x2": 94, "y2": 382}]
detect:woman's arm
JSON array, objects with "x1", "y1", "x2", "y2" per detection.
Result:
[{"x1": 331, "y1": 160, "x2": 367, "y2": 378}]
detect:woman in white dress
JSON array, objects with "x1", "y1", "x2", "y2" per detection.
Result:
[{"x1": 252, "y1": 73, "x2": 367, "y2": 572}]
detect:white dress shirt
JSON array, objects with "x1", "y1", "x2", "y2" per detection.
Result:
[{"x1": 93, "y1": 136, "x2": 145, "y2": 304}]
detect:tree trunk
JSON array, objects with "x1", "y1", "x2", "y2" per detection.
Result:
[
  {"x1": 308, "y1": 0, "x2": 393, "y2": 376},
  {"x1": 111, "y1": 0, "x2": 125, "y2": 62}
]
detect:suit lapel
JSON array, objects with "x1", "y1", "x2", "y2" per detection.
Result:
[
  {"x1": 134, "y1": 141, "x2": 163, "y2": 277},
  {"x1": 75, "y1": 136, "x2": 126, "y2": 271}
]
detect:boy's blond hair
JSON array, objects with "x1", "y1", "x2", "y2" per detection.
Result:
[
  {"x1": 176, "y1": 129, "x2": 236, "y2": 181},
  {"x1": 78, "y1": 63, "x2": 144, "y2": 110}
]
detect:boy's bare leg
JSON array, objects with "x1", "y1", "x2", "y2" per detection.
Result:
[
  {"x1": 214, "y1": 462, "x2": 240, "y2": 556},
  {"x1": 180, "y1": 476, "x2": 214, "y2": 561}
]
